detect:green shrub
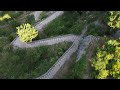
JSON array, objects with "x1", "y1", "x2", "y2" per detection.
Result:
[
  {"x1": 91, "y1": 38, "x2": 120, "y2": 79},
  {"x1": 87, "y1": 23, "x2": 103, "y2": 36},
  {"x1": 8, "y1": 18, "x2": 20, "y2": 30},
  {"x1": 8, "y1": 33, "x2": 17, "y2": 42},
  {"x1": 62, "y1": 54, "x2": 86, "y2": 79},
  {"x1": 0, "y1": 26, "x2": 16, "y2": 38},
  {"x1": 25, "y1": 14, "x2": 35, "y2": 25},
  {"x1": 71, "y1": 55, "x2": 86, "y2": 79},
  {"x1": 0, "y1": 37, "x2": 9, "y2": 52},
  {"x1": 12, "y1": 11, "x2": 23, "y2": 18},
  {"x1": 40, "y1": 11, "x2": 48, "y2": 20}
]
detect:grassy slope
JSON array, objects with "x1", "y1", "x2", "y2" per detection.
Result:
[
  {"x1": 0, "y1": 11, "x2": 106, "y2": 79},
  {"x1": 37, "y1": 11, "x2": 83, "y2": 39},
  {"x1": 0, "y1": 42, "x2": 72, "y2": 79},
  {"x1": 61, "y1": 54, "x2": 87, "y2": 79}
]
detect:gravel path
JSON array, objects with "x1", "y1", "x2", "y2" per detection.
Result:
[{"x1": 11, "y1": 34, "x2": 79, "y2": 49}]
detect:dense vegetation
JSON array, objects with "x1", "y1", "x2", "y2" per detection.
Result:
[
  {"x1": 107, "y1": 11, "x2": 120, "y2": 29},
  {"x1": 0, "y1": 11, "x2": 120, "y2": 79},
  {"x1": 61, "y1": 54, "x2": 87, "y2": 79},
  {"x1": 91, "y1": 11, "x2": 120, "y2": 79},
  {"x1": 91, "y1": 38, "x2": 120, "y2": 79},
  {"x1": 0, "y1": 41, "x2": 72, "y2": 79},
  {"x1": 37, "y1": 11, "x2": 102, "y2": 39}
]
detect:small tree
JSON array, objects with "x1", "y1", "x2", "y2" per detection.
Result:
[
  {"x1": 0, "y1": 14, "x2": 11, "y2": 21},
  {"x1": 16, "y1": 23, "x2": 38, "y2": 43},
  {"x1": 107, "y1": 11, "x2": 120, "y2": 29},
  {"x1": 91, "y1": 38, "x2": 120, "y2": 79}
]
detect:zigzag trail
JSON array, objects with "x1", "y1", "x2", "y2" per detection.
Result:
[
  {"x1": 10, "y1": 11, "x2": 89, "y2": 79},
  {"x1": 36, "y1": 25, "x2": 88, "y2": 79}
]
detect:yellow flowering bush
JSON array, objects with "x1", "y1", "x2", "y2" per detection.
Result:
[
  {"x1": 107, "y1": 11, "x2": 120, "y2": 29},
  {"x1": 110, "y1": 61, "x2": 120, "y2": 78},
  {"x1": 0, "y1": 14, "x2": 11, "y2": 21},
  {"x1": 91, "y1": 38, "x2": 120, "y2": 79},
  {"x1": 16, "y1": 23, "x2": 38, "y2": 43},
  {"x1": 97, "y1": 70, "x2": 109, "y2": 79}
]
